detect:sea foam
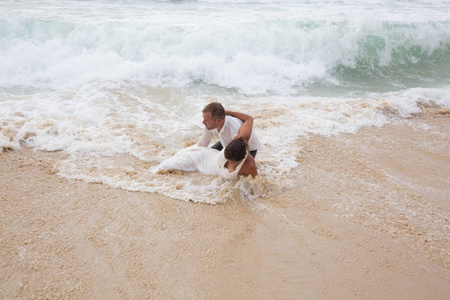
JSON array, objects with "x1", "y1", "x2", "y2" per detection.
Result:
[
  {"x1": 1, "y1": 1, "x2": 449, "y2": 95},
  {"x1": 1, "y1": 0, "x2": 449, "y2": 203}
]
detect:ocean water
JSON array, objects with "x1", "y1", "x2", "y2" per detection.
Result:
[{"x1": 1, "y1": 0, "x2": 449, "y2": 203}]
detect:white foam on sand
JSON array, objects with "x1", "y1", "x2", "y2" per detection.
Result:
[{"x1": 2, "y1": 87, "x2": 448, "y2": 203}]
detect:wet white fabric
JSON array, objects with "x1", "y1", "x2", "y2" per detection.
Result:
[
  {"x1": 152, "y1": 145, "x2": 247, "y2": 180},
  {"x1": 198, "y1": 115, "x2": 261, "y2": 151},
  {"x1": 216, "y1": 150, "x2": 248, "y2": 180}
]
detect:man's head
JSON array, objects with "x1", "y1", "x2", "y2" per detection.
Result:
[
  {"x1": 202, "y1": 102, "x2": 225, "y2": 130},
  {"x1": 225, "y1": 137, "x2": 247, "y2": 162}
]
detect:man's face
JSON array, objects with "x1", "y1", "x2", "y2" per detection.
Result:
[{"x1": 202, "y1": 111, "x2": 218, "y2": 130}]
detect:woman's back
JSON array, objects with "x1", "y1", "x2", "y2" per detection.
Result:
[{"x1": 216, "y1": 150, "x2": 248, "y2": 180}]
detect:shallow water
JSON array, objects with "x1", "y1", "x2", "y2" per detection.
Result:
[{"x1": 1, "y1": 0, "x2": 449, "y2": 202}]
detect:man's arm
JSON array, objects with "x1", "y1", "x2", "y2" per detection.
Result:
[{"x1": 197, "y1": 129, "x2": 213, "y2": 147}]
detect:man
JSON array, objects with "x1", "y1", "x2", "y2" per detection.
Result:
[{"x1": 197, "y1": 102, "x2": 261, "y2": 158}]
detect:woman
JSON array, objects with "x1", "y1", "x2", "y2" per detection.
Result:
[{"x1": 152, "y1": 111, "x2": 257, "y2": 178}]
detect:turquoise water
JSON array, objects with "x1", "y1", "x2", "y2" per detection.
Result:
[
  {"x1": 1, "y1": 0, "x2": 449, "y2": 202},
  {"x1": 1, "y1": 0, "x2": 449, "y2": 96}
]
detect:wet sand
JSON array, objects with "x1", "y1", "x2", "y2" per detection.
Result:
[{"x1": 1, "y1": 107, "x2": 449, "y2": 299}]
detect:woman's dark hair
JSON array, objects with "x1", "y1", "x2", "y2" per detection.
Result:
[{"x1": 224, "y1": 137, "x2": 247, "y2": 162}]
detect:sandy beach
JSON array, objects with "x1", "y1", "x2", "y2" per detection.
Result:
[{"x1": 1, "y1": 107, "x2": 449, "y2": 299}]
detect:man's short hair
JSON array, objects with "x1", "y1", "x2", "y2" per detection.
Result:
[{"x1": 202, "y1": 102, "x2": 225, "y2": 120}]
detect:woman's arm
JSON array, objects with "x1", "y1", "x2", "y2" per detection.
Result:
[
  {"x1": 239, "y1": 155, "x2": 258, "y2": 177},
  {"x1": 225, "y1": 110, "x2": 253, "y2": 142},
  {"x1": 225, "y1": 110, "x2": 253, "y2": 122}
]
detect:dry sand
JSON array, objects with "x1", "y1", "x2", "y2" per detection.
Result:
[{"x1": 1, "y1": 107, "x2": 449, "y2": 299}]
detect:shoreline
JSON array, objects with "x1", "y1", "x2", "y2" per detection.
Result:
[{"x1": 1, "y1": 108, "x2": 449, "y2": 299}]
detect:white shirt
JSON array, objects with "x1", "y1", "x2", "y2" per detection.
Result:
[{"x1": 197, "y1": 115, "x2": 261, "y2": 151}]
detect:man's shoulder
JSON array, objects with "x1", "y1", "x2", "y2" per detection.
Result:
[
  {"x1": 224, "y1": 115, "x2": 243, "y2": 128},
  {"x1": 225, "y1": 115, "x2": 241, "y2": 121}
]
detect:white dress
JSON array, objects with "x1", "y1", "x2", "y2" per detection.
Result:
[{"x1": 152, "y1": 146, "x2": 247, "y2": 180}]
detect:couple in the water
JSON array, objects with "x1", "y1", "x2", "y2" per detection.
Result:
[{"x1": 154, "y1": 102, "x2": 261, "y2": 179}]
